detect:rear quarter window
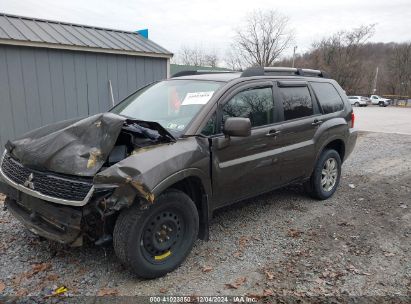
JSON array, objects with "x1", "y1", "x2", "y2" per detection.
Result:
[{"x1": 310, "y1": 82, "x2": 344, "y2": 114}]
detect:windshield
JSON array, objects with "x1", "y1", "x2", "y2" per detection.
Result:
[{"x1": 111, "y1": 80, "x2": 223, "y2": 135}]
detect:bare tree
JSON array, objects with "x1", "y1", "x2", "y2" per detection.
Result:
[
  {"x1": 310, "y1": 24, "x2": 376, "y2": 94},
  {"x1": 386, "y1": 43, "x2": 411, "y2": 97},
  {"x1": 224, "y1": 49, "x2": 244, "y2": 71},
  {"x1": 175, "y1": 46, "x2": 219, "y2": 67},
  {"x1": 275, "y1": 38, "x2": 411, "y2": 96},
  {"x1": 231, "y1": 10, "x2": 294, "y2": 67},
  {"x1": 204, "y1": 53, "x2": 219, "y2": 68}
]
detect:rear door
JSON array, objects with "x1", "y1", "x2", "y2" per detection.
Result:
[
  {"x1": 309, "y1": 80, "x2": 347, "y2": 143},
  {"x1": 211, "y1": 81, "x2": 283, "y2": 207},
  {"x1": 273, "y1": 80, "x2": 322, "y2": 184}
]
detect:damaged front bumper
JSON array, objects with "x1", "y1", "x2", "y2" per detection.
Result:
[
  {"x1": 0, "y1": 153, "x2": 115, "y2": 246},
  {"x1": 0, "y1": 149, "x2": 155, "y2": 245},
  {"x1": 0, "y1": 150, "x2": 88, "y2": 244},
  {"x1": 5, "y1": 194, "x2": 83, "y2": 245},
  {"x1": 0, "y1": 178, "x2": 116, "y2": 246},
  {"x1": 0, "y1": 178, "x2": 83, "y2": 245}
]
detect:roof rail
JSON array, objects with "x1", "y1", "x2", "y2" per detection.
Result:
[
  {"x1": 240, "y1": 67, "x2": 329, "y2": 78},
  {"x1": 171, "y1": 70, "x2": 235, "y2": 78}
]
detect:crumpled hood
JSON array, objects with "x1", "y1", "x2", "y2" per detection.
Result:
[
  {"x1": 6, "y1": 113, "x2": 127, "y2": 176},
  {"x1": 4, "y1": 112, "x2": 207, "y2": 207}
]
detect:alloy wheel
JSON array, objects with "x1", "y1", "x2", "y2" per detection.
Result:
[{"x1": 321, "y1": 158, "x2": 338, "y2": 192}]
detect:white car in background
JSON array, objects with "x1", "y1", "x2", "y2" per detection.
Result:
[
  {"x1": 348, "y1": 96, "x2": 370, "y2": 107},
  {"x1": 370, "y1": 95, "x2": 391, "y2": 107}
]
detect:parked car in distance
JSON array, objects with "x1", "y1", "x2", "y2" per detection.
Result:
[
  {"x1": 0, "y1": 67, "x2": 358, "y2": 279},
  {"x1": 348, "y1": 96, "x2": 370, "y2": 107},
  {"x1": 370, "y1": 95, "x2": 391, "y2": 107}
]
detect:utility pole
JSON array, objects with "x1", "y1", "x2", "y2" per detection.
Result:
[
  {"x1": 292, "y1": 46, "x2": 297, "y2": 68},
  {"x1": 372, "y1": 66, "x2": 379, "y2": 93}
]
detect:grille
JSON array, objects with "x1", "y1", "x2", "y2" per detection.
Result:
[{"x1": 1, "y1": 154, "x2": 93, "y2": 202}]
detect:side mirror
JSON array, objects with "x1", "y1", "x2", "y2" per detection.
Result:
[{"x1": 223, "y1": 117, "x2": 251, "y2": 137}]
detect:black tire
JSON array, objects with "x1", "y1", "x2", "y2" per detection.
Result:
[
  {"x1": 304, "y1": 149, "x2": 342, "y2": 200},
  {"x1": 354, "y1": 102, "x2": 360, "y2": 107},
  {"x1": 379, "y1": 101, "x2": 384, "y2": 107},
  {"x1": 113, "y1": 189, "x2": 199, "y2": 279}
]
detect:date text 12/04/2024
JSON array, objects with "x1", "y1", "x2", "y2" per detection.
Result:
[{"x1": 149, "y1": 296, "x2": 258, "y2": 303}]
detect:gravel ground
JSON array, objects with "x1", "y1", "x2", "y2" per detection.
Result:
[{"x1": 0, "y1": 131, "x2": 410, "y2": 301}]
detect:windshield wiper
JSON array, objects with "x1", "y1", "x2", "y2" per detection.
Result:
[
  {"x1": 182, "y1": 134, "x2": 207, "y2": 138},
  {"x1": 124, "y1": 119, "x2": 176, "y2": 142}
]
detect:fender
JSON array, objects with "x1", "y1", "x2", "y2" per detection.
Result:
[
  {"x1": 151, "y1": 168, "x2": 212, "y2": 199},
  {"x1": 316, "y1": 134, "x2": 346, "y2": 161},
  {"x1": 310, "y1": 117, "x2": 348, "y2": 173},
  {"x1": 152, "y1": 168, "x2": 212, "y2": 241},
  {"x1": 94, "y1": 136, "x2": 211, "y2": 207}
]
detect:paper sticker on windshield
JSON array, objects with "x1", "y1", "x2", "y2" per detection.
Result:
[
  {"x1": 181, "y1": 91, "x2": 214, "y2": 105},
  {"x1": 167, "y1": 123, "x2": 178, "y2": 129}
]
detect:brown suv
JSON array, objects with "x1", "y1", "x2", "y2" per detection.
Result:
[{"x1": 0, "y1": 67, "x2": 357, "y2": 278}]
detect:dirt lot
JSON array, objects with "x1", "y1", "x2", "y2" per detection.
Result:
[{"x1": 0, "y1": 131, "x2": 410, "y2": 301}]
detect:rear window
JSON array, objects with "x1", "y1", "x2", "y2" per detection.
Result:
[
  {"x1": 279, "y1": 86, "x2": 313, "y2": 120},
  {"x1": 311, "y1": 82, "x2": 344, "y2": 114}
]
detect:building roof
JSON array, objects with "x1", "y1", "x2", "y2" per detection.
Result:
[{"x1": 0, "y1": 13, "x2": 172, "y2": 58}]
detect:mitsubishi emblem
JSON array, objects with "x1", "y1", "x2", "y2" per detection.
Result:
[{"x1": 24, "y1": 173, "x2": 35, "y2": 190}]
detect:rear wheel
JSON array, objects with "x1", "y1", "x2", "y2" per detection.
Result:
[
  {"x1": 354, "y1": 102, "x2": 360, "y2": 107},
  {"x1": 305, "y1": 149, "x2": 341, "y2": 200},
  {"x1": 113, "y1": 189, "x2": 199, "y2": 278}
]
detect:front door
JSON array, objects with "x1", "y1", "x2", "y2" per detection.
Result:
[{"x1": 211, "y1": 82, "x2": 283, "y2": 207}]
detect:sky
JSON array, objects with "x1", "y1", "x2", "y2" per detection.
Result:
[{"x1": 0, "y1": 0, "x2": 410, "y2": 61}]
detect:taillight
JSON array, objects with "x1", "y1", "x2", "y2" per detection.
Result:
[{"x1": 350, "y1": 112, "x2": 355, "y2": 128}]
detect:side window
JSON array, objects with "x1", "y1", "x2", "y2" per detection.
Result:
[
  {"x1": 279, "y1": 86, "x2": 313, "y2": 120},
  {"x1": 201, "y1": 112, "x2": 216, "y2": 136},
  {"x1": 310, "y1": 82, "x2": 344, "y2": 114},
  {"x1": 222, "y1": 87, "x2": 274, "y2": 128}
]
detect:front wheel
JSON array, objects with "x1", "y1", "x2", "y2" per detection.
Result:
[
  {"x1": 305, "y1": 149, "x2": 342, "y2": 200},
  {"x1": 113, "y1": 189, "x2": 199, "y2": 278},
  {"x1": 354, "y1": 102, "x2": 360, "y2": 107}
]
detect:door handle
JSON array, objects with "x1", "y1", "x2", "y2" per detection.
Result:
[
  {"x1": 266, "y1": 129, "x2": 281, "y2": 137},
  {"x1": 311, "y1": 119, "x2": 323, "y2": 126}
]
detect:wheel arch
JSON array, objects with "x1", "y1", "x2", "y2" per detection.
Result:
[
  {"x1": 152, "y1": 169, "x2": 212, "y2": 241},
  {"x1": 316, "y1": 138, "x2": 346, "y2": 165},
  {"x1": 323, "y1": 139, "x2": 345, "y2": 161}
]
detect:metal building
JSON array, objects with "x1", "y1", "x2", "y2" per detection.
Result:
[{"x1": 0, "y1": 13, "x2": 172, "y2": 151}]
